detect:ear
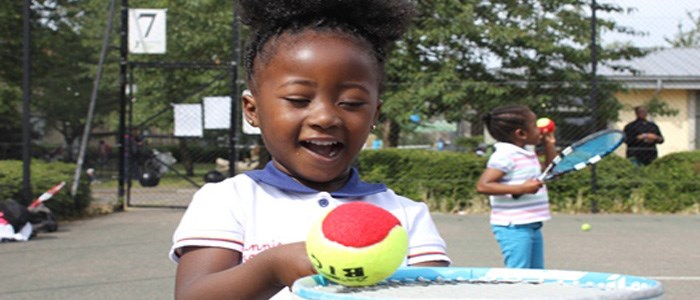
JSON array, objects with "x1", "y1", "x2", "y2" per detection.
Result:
[
  {"x1": 372, "y1": 99, "x2": 383, "y2": 126},
  {"x1": 241, "y1": 89, "x2": 258, "y2": 127},
  {"x1": 514, "y1": 128, "x2": 527, "y2": 141}
]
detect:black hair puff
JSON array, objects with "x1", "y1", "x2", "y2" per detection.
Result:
[{"x1": 236, "y1": 0, "x2": 415, "y2": 80}]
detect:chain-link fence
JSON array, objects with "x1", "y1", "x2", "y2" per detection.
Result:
[{"x1": 6, "y1": 1, "x2": 698, "y2": 215}]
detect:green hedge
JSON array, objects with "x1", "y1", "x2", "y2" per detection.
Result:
[
  {"x1": 0, "y1": 160, "x2": 92, "y2": 219},
  {"x1": 358, "y1": 149, "x2": 700, "y2": 213},
  {"x1": 545, "y1": 155, "x2": 644, "y2": 213},
  {"x1": 638, "y1": 151, "x2": 700, "y2": 213},
  {"x1": 360, "y1": 149, "x2": 488, "y2": 213}
]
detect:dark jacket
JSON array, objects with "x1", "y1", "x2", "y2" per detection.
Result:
[{"x1": 623, "y1": 118, "x2": 664, "y2": 165}]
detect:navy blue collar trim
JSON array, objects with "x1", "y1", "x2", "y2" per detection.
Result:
[{"x1": 244, "y1": 162, "x2": 387, "y2": 198}]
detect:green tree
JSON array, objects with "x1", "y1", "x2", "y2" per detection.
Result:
[
  {"x1": 1, "y1": 0, "x2": 236, "y2": 173},
  {"x1": 665, "y1": 10, "x2": 700, "y2": 47},
  {"x1": 380, "y1": 0, "x2": 645, "y2": 146},
  {"x1": 0, "y1": 2, "x2": 32, "y2": 159},
  {"x1": 0, "y1": 1, "x2": 122, "y2": 161}
]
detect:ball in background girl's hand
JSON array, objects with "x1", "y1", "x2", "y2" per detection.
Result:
[{"x1": 537, "y1": 117, "x2": 555, "y2": 134}]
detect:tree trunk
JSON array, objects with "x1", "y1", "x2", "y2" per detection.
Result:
[
  {"x1": 382, "y1": 119, "x2": 401, "y2": 147},
  {"x1": 470, "y1": 109, "x2": 483, "y2": 136},
  {"x1": 178, "y1": 139, "x2": 195, "y2": 176}
]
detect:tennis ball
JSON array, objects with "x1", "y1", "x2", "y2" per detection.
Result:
[
  {"x1": 536, "y1": 117, "x2": 556, "y2": 134},
  {"x1": 306, "y1": 202, "x2": 408, "y2": 286},
  {"x1": 581, "y1": 223, "x2": 591, "y2": 232}
]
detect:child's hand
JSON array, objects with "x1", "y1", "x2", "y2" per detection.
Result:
[
  {"x1": 541, "y1": 132, "x2": 556, "y2": 145},
  {"x1": 269, "y1": 242, "x2": 317, "y2": 287},
  {"x1": 520, "y1": 178, "x2": 543, "y2": 194}
]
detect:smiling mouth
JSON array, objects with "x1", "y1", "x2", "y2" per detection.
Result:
[{"x1": 301, "y1": 140, "x2": 344, "y2": 158}]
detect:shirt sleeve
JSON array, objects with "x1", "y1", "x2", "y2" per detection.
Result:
[
  {"x1": 169, "y1": 180, "x2": 245, "y2": 262},
  {"x1": 395, "y1": 196, "x2": 451, "y2": 266},
  {"x1": 487, "y1": 150, "x2": 514, "y2": 174},
  {"x1": 653, "y1": 123, "x2": 664, "y2": 144}
]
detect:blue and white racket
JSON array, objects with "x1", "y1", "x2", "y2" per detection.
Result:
[
  {"x1": 539, "y1": 129, "x2": 625, "y2": 182},
  {"x1": 512, "y1": 129, "x2": 624, "y2": 199},
  {"x1": 292, "y1": 266, "x2": 663, "y2": 299}
]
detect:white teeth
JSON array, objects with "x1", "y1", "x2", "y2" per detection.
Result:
[{"x1": 307, "y1": 140, "x2": 338, "y2": 146}]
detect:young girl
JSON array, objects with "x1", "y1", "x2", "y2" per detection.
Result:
[
  {"x1": 476, "y1": 105, "x2": 556, "y2": 269},
  {"x1": 169, "y1": 1, "x2": 451, "y2": 299}
]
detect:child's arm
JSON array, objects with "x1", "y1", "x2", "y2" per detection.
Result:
[
  {"x1": 541, "y1": 132, "x2": 557, "y2": 168},
  {"x1": 476, "y1": 168, "x2": 543, "y2": 196},
  {"x1": 175, "y1": 242, "x2": 315, "y2": 300}
]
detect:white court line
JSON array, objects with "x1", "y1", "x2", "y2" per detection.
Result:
[{"x1": 649, "y1": 276, "x2": 700, "y2": 281}]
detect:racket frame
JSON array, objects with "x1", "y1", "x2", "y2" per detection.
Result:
[
  {"x1": 292, "y1": 266, "x2": 664, "y2": 300},
  {"x1": 539, "y1": 129, "x2": 625, "y2": 182}
]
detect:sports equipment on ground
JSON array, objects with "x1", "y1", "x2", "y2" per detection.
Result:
[
  {"x1": 306, "y1": 202, "x2": 408, "y2": 287},
  {"x1": 203, "y1": 170, "x2": 226, "y2": 183},
  {"x1": 581, "y1": 223, "x2": 591, "y2": 231},
  {"x1": 28, "y1": 181, "x2": 65, "y2": 209},
  {"x1": 292, "y1": 266, "x2": 664, "y2": 299},
  {"x1": 139, "y1": 170, "x2": 160, "y2": 187},
  {"x1": 537, "y1": 117, "x2": 555, "y2": 134},
  {"x1": 28, "y1": 181, "x2": 64, "y2": 233}
]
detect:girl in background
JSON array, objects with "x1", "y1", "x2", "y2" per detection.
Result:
[{"x1": 476, "y1": 105, "x2": 556, "y2": 269}]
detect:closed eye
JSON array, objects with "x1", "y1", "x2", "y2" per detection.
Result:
[
  {"x1": 339, "y1": 100, "x2": 368, "y2": 109},
  {"x1": 284, "y1": 97, "x2": 310, "y2": 106}
]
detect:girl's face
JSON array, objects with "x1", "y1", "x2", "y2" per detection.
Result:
[
  {"x1": 243, "y1": 31, "x2": 381, "y2": 191},
  {"x1": 522, "y1": 111, "x2": 541, "y2": 146}
]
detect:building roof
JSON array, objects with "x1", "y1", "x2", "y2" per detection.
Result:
[{"x1": 599, "y1": 48, "x2": 700, "y2": 90}]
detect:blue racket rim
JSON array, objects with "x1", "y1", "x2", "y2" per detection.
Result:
[
  {"x1": 547, "y1": 129, "x2": 625, "y2": 180},
  {"x1": 292, "y1": 266, "x2": 663, "y2": 300}
]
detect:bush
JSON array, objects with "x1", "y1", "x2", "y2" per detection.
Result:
[
  {"x1": 546, "y1": 155, "x2": 641, "y2": 213},
  {"x1": 360, "y1": 149, "x2": 487, "y2": 212},
  {"x1": 358, "y1": 149, "x2": 699, "y2": 214},
  {"x1": 0, "y1": 160, "x2": 92, "y2": 219},
  {"x1": 638, "y1": 151, "x2": 700, "y2": 213}
]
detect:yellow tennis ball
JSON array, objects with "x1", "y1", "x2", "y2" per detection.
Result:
[
  {"x1": 306, "y1": 202, "x2": 408, "y2": 287},
  {"x1": 581, "y1": 223, "x2": 591, "y2": 231}
]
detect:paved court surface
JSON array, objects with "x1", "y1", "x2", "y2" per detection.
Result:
[{"x1": 0, "y1": 208, "x2": 697, "y2": 299}]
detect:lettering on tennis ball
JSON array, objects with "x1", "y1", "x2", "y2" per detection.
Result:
[
  {"x1": 581, "y1": 223, "x2": 591, "y2": 231},
  {"x1": 537, "y1": 117, "x2": 556, "y2": 134},
  {"x1": 306, "y1": 202, "x2": 408, "y2": 286}
]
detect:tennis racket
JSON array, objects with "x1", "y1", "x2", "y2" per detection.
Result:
[
  {"x1": 513, "y1": 129, "x2": 624, "y2": 199},
  {"x1": 538, "y1": 129, "x2": 624, "y2": 182},
  {"x1": 292, "y1": 266, "x2": 663, "y2": 300}
]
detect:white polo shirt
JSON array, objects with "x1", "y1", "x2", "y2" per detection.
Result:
[
  {"x1": 170, "y1": 162, "x2": 450, "y2": 298},
  {"x1": 487, "y1": 142, "x2": 551, "y2": 226}
]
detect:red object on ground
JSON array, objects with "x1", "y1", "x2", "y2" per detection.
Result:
[{"x1": 29, "y1": 181, "x2": 66, "y2": 209}]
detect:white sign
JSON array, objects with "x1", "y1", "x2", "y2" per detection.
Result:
[
  {"x1": 129, "y1": 9, "x2": 167, "y2": 54},
  {"x1": 173, "y1": 104, "x2": 203, "y2": 137},
  {"x1": 203, "y1": 96, "x2": 231, "y2": 129}
]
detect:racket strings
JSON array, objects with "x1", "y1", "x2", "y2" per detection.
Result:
[{"x1": 333, "y1": 277, "x2": 544, "y2": 294}]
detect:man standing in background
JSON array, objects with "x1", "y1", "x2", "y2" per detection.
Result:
[{"x1": 623, "y1": 106, "x2": 664, "y2": 166}]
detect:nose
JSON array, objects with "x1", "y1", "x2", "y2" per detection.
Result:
[{"x1": 308, "y1": 99, "x2": 342, "y2": 129}]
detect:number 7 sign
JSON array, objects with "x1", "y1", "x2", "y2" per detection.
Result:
[{"x1": 129, "y1": 9, "x2": 167, "y2": 54}]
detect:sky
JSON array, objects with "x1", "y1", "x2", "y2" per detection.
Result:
[{"x1": 601, "y1": 0, "x2": 699, "y2": 48}]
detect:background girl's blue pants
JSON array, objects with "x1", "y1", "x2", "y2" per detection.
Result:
[{"x1": 491, "y1": 222, "x2": 544, "y2": 268}]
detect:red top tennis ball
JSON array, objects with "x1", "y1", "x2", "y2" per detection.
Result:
[
  {"x1": 306, "y1": 202, "x2": 408, "y2": 286},
  {"x1": 322, "y1": 202, "x2": 400, "y2": 247},
  {"x1": 537, "y1": 117, "x2": 555, "y2": 134}
]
